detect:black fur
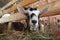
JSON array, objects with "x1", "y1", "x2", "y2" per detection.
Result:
[
  {"x1": 30, "y1": 13, "x2": 36, "y2": 18},
  {"x1": 30, "y1": 8, "x2": 37, "y2": 11}
]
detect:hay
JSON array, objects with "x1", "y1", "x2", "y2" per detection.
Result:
[{"x1": 0, "y1": 30, "x2": 55, "y2": 40}]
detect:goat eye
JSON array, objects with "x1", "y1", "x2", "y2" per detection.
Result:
[
  {"x1": 24, "y1": 7, "x2": 28, "y2": 10},
  {"x1": 30, "y1": 8, "x2": 33, "y2": 11},
  {"x1": 34, "y1": 8, "x2": 37, "y2": 10}
]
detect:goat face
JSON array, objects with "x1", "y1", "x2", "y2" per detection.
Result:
[
  {"x1": 28, "y1": 8, "x2": 40, "y2": 31},
  {"x1": 17, "y1": 5, "x2": 49, "y2": 31}
]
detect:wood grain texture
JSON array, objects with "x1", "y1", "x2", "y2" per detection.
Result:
[
  {"x1": 0, "y1": 13, "x2": 27, "y2": 23},
  {"x1": 27, "y1": 0, "x2": 60, "y2": 17},
  {"x1": 0, "y1": 0, "x2": 17, "y2": 11},
  {"x1": 40, "y1": 0, "x2": 60, "y2": 17},
  {"x1": 2, "y1": 0, "x2": 38, "y2": 14}
]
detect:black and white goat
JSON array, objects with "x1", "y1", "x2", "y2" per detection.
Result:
[
  {"x1": 1, "y1": 5, "x2": 49, "y2": 32},
  {"x1": 17, "y1": 5, "x2": 49, "y2": 31}
]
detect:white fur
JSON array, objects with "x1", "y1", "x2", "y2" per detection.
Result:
[
  {"x1": 28, "y1": 9, "x2": 40, "y2": 31},
  {"x1": 17, "y1": 5, "x2": 49, "y2": 31}
]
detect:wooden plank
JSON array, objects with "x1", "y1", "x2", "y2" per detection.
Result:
[
  {"x1": 0, "y1": 0, "x2": 17, "y2": 11},
  {"x1": 40, "y1": 0, "x2": 60, "y2": 17},
  {"x1": 3, "y1": 3, "x2": 17, "y2": 14},
  {"x1": 27, "y1": 0, "x2": 57, "y2": 8},
  {"x1": 27, "y1": 0, "x2": 60, "y2": 17},
  {"x1": 0, "y1": 0, "x2": 38, "y2": 23},
  {"x1": 0, "y1": 13, "x2": 27, "y2": 23},
  {"x1": 8, "y1": 22, "x2": 12, "y2": 32},
  {"x1": 2, "y1": 0, "x2": 38, "y2": 14},
  {"x1": 27, "y1": 0, "x2": 47, "y2": 8},
  {"x1": 18, "y1": 0, "x2": 38, "y2": 6},
  {"x1": 2, "y1": 0, "x2": 56, "y2": 14},
  {"x1": 37, "y1": 0, "x2": 58, "y2": 10}
]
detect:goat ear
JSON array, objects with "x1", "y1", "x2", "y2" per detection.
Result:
[
  {"x1": 17, "y1": 4, "x2": 26, "y2": 14},
  {"x1": 40, "y1": 6, "x2": 50, "y2": 16}
]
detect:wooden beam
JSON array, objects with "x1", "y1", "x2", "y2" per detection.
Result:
[
  {"x1": 37, "y1": 0, "x2": 59, "y2": 10},
  {"x1": 41, "y1": 9, "x2": 60, "y2": 17},
  {"x1": 32, "y1": 0, "x2": 59, "y2": 17},
  {"x1": 18, "y1": 0, "x2": 38, "y2": 6},
  {"x1": 27, "y1": 0, "x2": 60, "y2": 17},
  {"x1": 0, "y1": 13, "x2": 27, "y2": 23},
  {"x1": 0, "y1": 0, "x2": 17, "y2": 11},
  {"x1": 40, "y1": 0, "x2": 60, "y2": 17},
  {"x1": 0, "y1": 3, "x2": 16, "y2": 17},
  {"x1": 3, "y1": 3, "x2": 17, "y2": 13},
  {"x1": 0, "y1": 0, "x2": 38, "y2": 23},
  {"x1": 8, "y1": 22, "x2": 12, "y2": 32},
  {"x1": 2, "y1": 0, "x2": 38, "y2": 14},
  {"x1": 27, "y1": 0, "x2": 57, "y2": 8}
]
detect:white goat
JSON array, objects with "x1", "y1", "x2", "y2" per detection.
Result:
[{"x1": 16, "y1": 5, "x2": 49, "y2": 31}]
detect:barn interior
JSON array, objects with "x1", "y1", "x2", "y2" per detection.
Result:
[{"x1": 0, "y1": 0, "x2": 60, "y2": 40}]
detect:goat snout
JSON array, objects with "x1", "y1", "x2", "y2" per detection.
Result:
[{"x1": 32, "y1": 20, "x2": 37, "y2": 25}]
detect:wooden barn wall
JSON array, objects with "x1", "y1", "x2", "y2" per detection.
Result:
[{"x1": 40, "y1": 15, "x2": 60, "y2": 34}]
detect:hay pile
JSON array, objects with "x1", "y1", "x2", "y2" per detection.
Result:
[{"x1": 0, "y1": 30, "x2": 55, "y2": 40}]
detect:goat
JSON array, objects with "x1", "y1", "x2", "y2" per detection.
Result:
[
  {"x1": 17, "y1": 4, "x2": 49, "y2": 31},
  {"x1": 1, "y1": 5, "x2": 49, "y2": 32}
]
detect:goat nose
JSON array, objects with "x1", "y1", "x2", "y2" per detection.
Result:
[{"x1": 32, "y1": 20, "x2": 37, "y2": 24}]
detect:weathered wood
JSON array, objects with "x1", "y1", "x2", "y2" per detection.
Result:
[
  {"x1": 39, "y1": 0, "x2": 60, "y2": 17},
  {"x1": 0, "y1": 3, "x2": 17, "y2": 17},
  {"x1": 8, "y1": 22, "x2": 12, "y2": 32},
  {"x1": 2, "y1": 3, "x2": 17, "y2": 14},
  {"x1": 0, "y1": 0, "x2": 17, "y2": 11},
  {"x1": 27, "y1": 0, "x2": 57, "y2": 8},
  {"x1": 2, "y1": 0, "x2": 38, "y2": 14},
  {"x1": 0, "y1": 0, "x2": 38, "y2": 23},
  {"x1": 0, "y1": 0, "x2": 60, "y2": 23},
  {"x1": 0, "y1": 13, "x2": 27, "y2": 23},
  {"x1": 27, "y1": 0, "x2": 60, "y2": 17}
]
